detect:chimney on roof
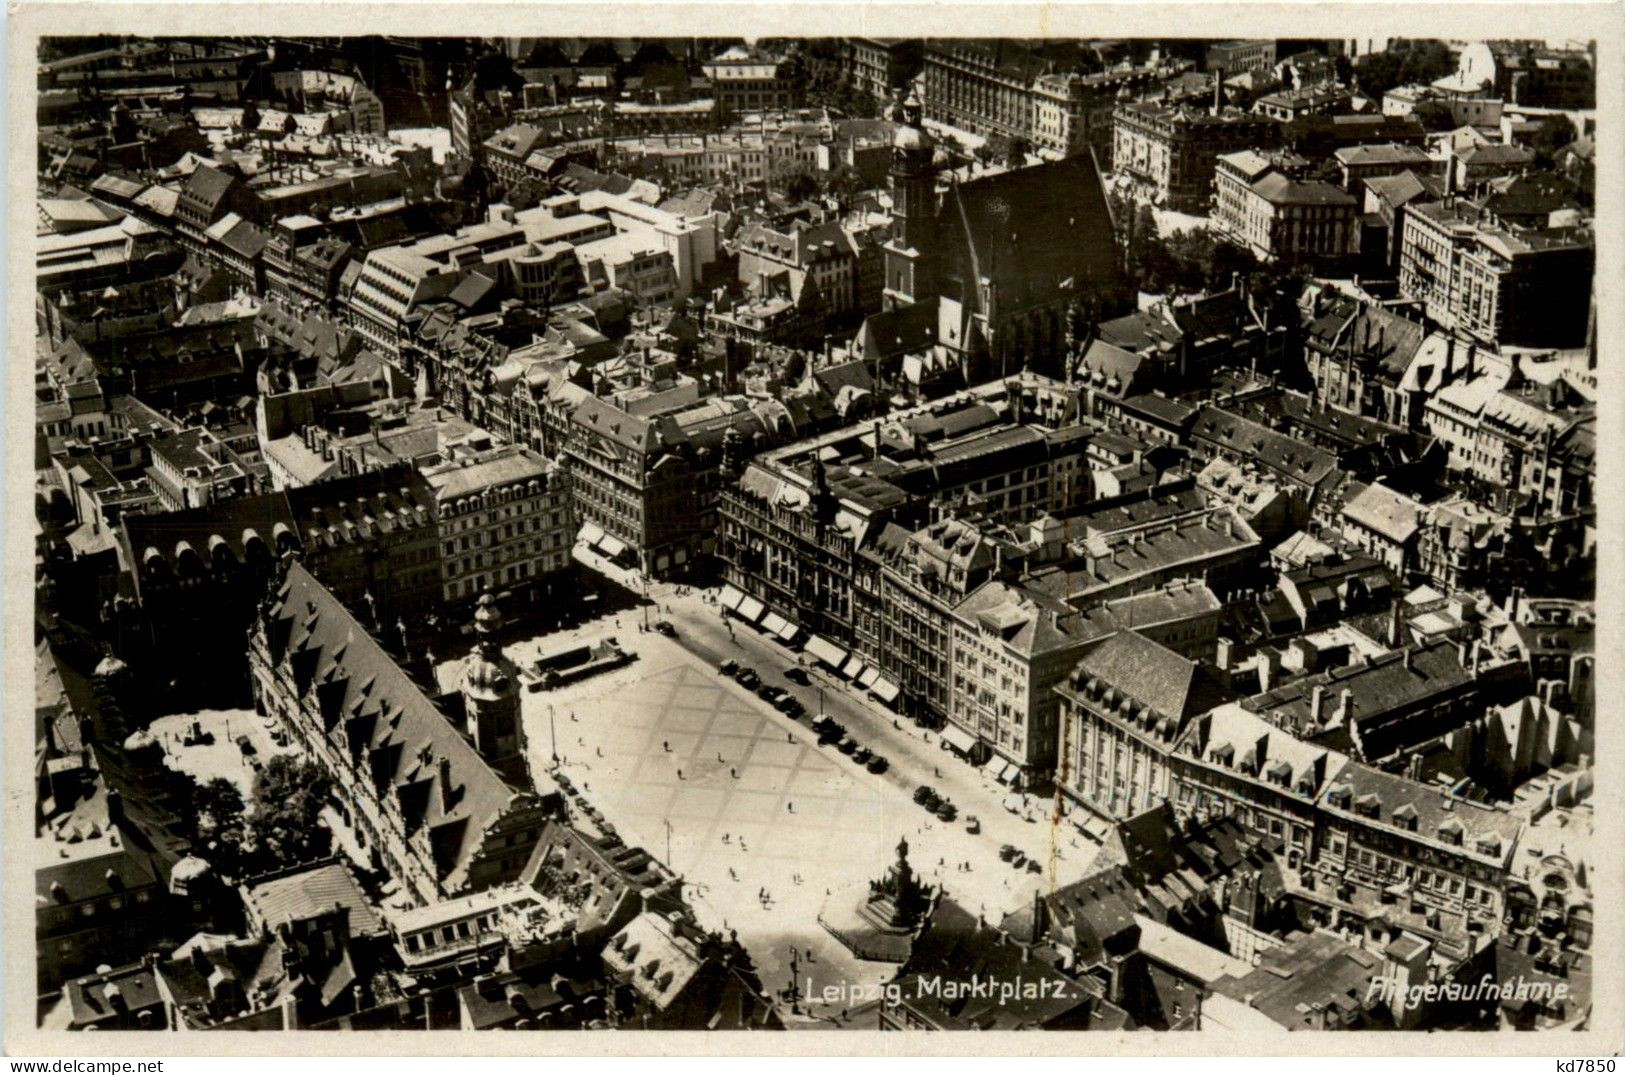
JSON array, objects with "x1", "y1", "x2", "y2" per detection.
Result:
[
  {"x1": 438, "y1": 756, "x2": 453, "y2": 812},
  {"x1": 1336, "y1": 688, "x2": 1353, "y2": 725},
  {"x1": 1257, "y1": 647, "x2": 1280, "y2": 693}
]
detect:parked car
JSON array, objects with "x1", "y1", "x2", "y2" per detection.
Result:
[
  {"x1": 964, "y1": 815, "x2": 981, "y2": 835},
  {"x1": 1026, "y1": 859, "x2": 1043, "y2": 874},
  {"x1": 999, "y1": 844, "x2": 1018, "y2": 862},
  {"x1": 935, "y1": 802, "x2": 957, "y2": 822},
  {"x1": 773, "y1": 694, "x2": 799, "y2": 714},
  {"x1": 866, "y1": 755, "x2": 890, "y2": 775},
  {"x1": 236, "y1": 735, "x2": 256, "y2": 757},
  {"x1": 914, "y1": 785, "x2": 939, "y2": 807},
  {"x1": 784, "y1": 667, "x2": 810, "y2": 685},
  {"x1": 837, "y1": 737, "x2": 858, "y2": 755},
  {"x1": 782, "y1": 699, "x2": 806, "y2": 718},
  {"x1": 718, "y1": 659, "x2": 739, "y2": 677},
  {"x1": 852, "y1": 746, "x2": 872, "y2": 764},
  {"x1": 737, "y1": 668, "x2": 760, "y2": 689},
  {"x1": 653, "y1": 620, "x2": 677, "y2": 637},
  {"x1": 758, "y1": 685, "x2": 786, "y2": 703},
  {"x1": 1010, "y1": 852, "x2": 1027, "y2": 869}
]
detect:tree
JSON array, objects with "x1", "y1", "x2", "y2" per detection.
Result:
[
  {"x1": 824, "y1": 164, "x2": 871, "y2": 209},
  {"x1": 1354, "y1": 39, "x2": 1457, "y2": 98},
  {"x1": 245, "y1": 755, "x2": 333, "y2": 871},
  {"x1": 194, "y1": 776, "x2": 245, "y2": 839},
  {"x1": 769, "y1": 158, "x2": 822, "y2": 202},
  {"x1": 1529, "y1": 114, "x2": 1578, "y2": 164}
]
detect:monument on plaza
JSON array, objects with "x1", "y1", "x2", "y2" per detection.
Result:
[{"x1": 817, "y1": 836, "x2": 939, "y2": 963}]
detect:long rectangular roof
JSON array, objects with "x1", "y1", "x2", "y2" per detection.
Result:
[{"x1": 261, "y1": 563, "x2": 557, "y2": 894}]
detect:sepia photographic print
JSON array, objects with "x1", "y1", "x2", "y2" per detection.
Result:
[{"x1": 7, "y1": 2, "x2": 1621, "y2": 1057}]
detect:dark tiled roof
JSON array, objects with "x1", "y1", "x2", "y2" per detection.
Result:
[
  {"x1": 37, "y1": 848, "x2": 159, "y2": 904},
  {"x1": 1072, "y1": 630, "x2": 1229, "y2": 722},
  {"x1": 896, "y1": 898, "x2": 1116, "y2": 1030},
  {"x1": 937, "y1": 156, "x2": 1120, "y2": 311},
  {"x1": 181, "y1": 165, "x2": 238, "y2": 213},
  {"x1": 261, "y1": 562, "x2": 556, "y2": 893},
  {"x1": 859, "y1": 299, "x2": 938, "y2": 358}
]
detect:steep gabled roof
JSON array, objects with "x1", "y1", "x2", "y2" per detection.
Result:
[
  {"x1": 936, "y1": 155, "x2": 1119, "y2": 312},
  {"x1": 261, "y1": 563, "x2": 553, "y2": 893}
]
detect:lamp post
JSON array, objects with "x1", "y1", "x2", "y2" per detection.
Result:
[{"x1": 548, "y1": 703, "x2": 558, "y2": 767}]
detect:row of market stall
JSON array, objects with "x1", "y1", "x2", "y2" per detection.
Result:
[{"x1": 716, "y1": 583, "x2": 902, "y2": 708}]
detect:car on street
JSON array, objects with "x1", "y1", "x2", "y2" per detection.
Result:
[
  {"x1": 773, "y1": 693, "x2": 799, "y2": 714},
  {"x1": 718, "y1": 659, "x2": 739, "y2": 676},
  {"x1": 783, "y1": 699, "x2": 806, "y2": 718},
  {"x1": 653, "y1": 620, "x2": 677, "y2": 637},
  {"x1": 914, "y1": 785, "x2": 939, "y2": 807},
  {"x1": 999, "y1": 844, "x2": 1018, "y2": 862},
  {"x1": 935, "y1": 802, "x2": 957, "y2": 822},
  {"x1": 758, "y1": 685, "x2": 787, "y2": 704},
  {"x1": 836, "y1": 737, "x2": 858, "y2": 755},
  {"x1": 784, "y1": 667, "x2": 810, "y2": 685},
  {"x1": 964, "y1": 815, "x2": 980, "y2": 834},
  {"x1": 736, "y1": 668, "x2": 760, "y2": 689},
  {"x1": 236, "y1": 735, "x2": 256, "y2": 757},
  {"x1": 1026, "y1": 860, "x2": 1043, "y2": 874},
  {"x1": 866, "y1": 755, "x2": 889, "y2": 775}
]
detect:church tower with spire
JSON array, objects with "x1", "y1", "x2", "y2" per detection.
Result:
[
  {"x1": 459, "y1": 593, "x2": 529, "y2": 787},
  {"x1": 883, "y1": 91, "x2": 938, "y2": 311}
]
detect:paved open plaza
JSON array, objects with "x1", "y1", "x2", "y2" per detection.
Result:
[{"x1": 519, "y1": 640, "x2": 1086, "y2": 1019}]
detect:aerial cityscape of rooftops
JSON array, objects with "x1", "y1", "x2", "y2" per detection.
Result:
[{"x1": 32, "y1": 32, "x2": 1596, "y2": 1034}]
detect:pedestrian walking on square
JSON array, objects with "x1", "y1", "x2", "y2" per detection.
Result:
[{"x1": 677, "y1": 768, "x2": 684, "y2": 780}]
